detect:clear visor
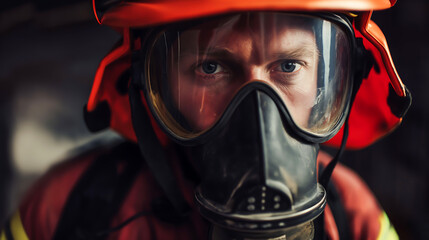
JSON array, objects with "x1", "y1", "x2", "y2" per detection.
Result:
[{"x1": 146, "y1": 12, "x2": 352, "y2": 139}]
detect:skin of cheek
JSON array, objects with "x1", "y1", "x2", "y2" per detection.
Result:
[
  {"x1": 168, "y1": 49, "x2": 227, "y2": 130},
  {"x1": 265, "y1": 28, "x2": 319, "y2": 128},
  {"x1": 278, "y1": 56, "x2": 318, "y2": 128},
  {"x1": 171, "y1": 71, "x2": 236, "y2": 131}
]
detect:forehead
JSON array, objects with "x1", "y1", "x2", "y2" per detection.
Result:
[
  {"x1": 178, "y1": 13, "x2": 317, "y2": 52},
  {"x1": 193, "y1": 13, "x2": 316, "y2": 33}
]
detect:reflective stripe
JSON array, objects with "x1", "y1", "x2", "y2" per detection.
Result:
[
  {"x1": 8, "y1": 212, "x2": 29, "y2": 240},
  {"x1": 377, "y1": 212, "x2": 399, "y2": 240},
  {"x1": 3, "y1": 216, "x2": 13, "y2": 240}
]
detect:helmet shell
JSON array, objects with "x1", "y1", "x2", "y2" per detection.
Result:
[
  {"x1": 94, "y1": 0, "x2": 396, "y2": 28},
  {"x1": 87, "y1": 1, "x2": 410, "y2": 149}
]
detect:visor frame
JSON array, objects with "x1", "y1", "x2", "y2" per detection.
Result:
[{"x1": 138, "y1": 12, "x2": 359, "y2": 146}]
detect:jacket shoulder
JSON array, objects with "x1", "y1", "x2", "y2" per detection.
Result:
[
  {"x1": 318, "y1": 151, "x2": 398, "y2": 240},
  {"x1": 16, "y1": 139, "x2": 124, "y2": 240}
]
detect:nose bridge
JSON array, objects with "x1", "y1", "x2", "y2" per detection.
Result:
[
  {"x1": 244, "y1": 45, "x2": 268, "y2": 82},
  {"x1": 247, "y1": 65, "x2": 266, "y2": 81},
  {"x1": 243, "y1": 34, "x2": 269, "y2": 82}
]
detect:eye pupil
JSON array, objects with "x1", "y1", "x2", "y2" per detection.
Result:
[
  {"x1": 281, "y1": 62, "x2": 296, "y2": 73},
  {"x1": 202, "y1": 62, "x2": 218, "y2": 74}
]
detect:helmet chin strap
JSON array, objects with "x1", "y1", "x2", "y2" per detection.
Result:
[
  {"x1": 319, "y1": 116, "x2": 350, "y2": 189},
  {"x1": 319, "y1": 37, "x2": 370, "y2": 189},
  {"x1": 315, "y1": 38, "x2": 370, "y2": 240},
  {"x1": 128, "y1": 52, "x2": 191, "y2": 218}
]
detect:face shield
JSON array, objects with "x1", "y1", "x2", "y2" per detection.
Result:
[
  {"x1": 138, "y1": 12, "x2": 357, "y2": 239},
  {"x1": 144, "y1": 12, "x2": 354, "y2": 142}
]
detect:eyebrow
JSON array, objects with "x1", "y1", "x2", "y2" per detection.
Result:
[
  {"x1": 271, "y1": 44, "x2": 320, "y2": 60},
  {"x1": 180, "y1": 48, "x2": 242, "y2": 62},
  {"x1": 180, "y1": 44, "x2": 319, "y2": 61}
]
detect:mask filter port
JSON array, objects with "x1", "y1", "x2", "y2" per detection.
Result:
[{"x1": 234, "y1": 185, "x2": 293, "y2": 214}]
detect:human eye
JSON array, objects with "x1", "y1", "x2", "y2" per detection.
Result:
[
  {"x1": 269, "y1": 59, "x2": 307, "y2": 85},
  {"x1": 196, "y1": 61, "x2": 224, "y2": 74},
  {"x1": 193, "y1": 60, "x2": 230, "y2": 85},
  {"x1": 272, "y1": 60, "x2": 304, "y2": 74}
]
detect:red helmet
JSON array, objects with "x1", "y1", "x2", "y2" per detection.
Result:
[{"x1": 86, "y1": 0, "x2": 410, "y2": 149}]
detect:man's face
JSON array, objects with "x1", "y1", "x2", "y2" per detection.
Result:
[{"x1": 169, "y1": 14, "x2": 319, "y2": 131}]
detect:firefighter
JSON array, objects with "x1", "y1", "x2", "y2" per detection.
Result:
[{"x1": 1, "y1": 0, "x2": 411, "y2": 239}]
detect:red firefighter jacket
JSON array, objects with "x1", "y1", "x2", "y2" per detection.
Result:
[{"x1": 1, "y1": 140, "x2": 398, "y2": 240}]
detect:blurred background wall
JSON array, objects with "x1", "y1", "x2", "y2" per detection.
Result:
[
  {"x1": 0, "y1": 0, "x2": 120, "y2": 225},
  {"x1": 0, "y1": 0, "x2": 428, "y2": 239}
]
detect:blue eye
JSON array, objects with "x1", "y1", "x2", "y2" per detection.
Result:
[
  {"x1": 281, "y1": 61, "x2": 298, "y2": 73},
  {"x1": 202, "y1": 62, "x2": 218, "y2": 74}
]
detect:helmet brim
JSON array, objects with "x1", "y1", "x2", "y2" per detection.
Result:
[{"x1": 98, "y1": 0, "x2": 394, "y2": 28}]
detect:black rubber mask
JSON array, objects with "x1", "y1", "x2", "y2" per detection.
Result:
[{"x1": 189, "y1": 88, "x2": 326, "y2": 240}]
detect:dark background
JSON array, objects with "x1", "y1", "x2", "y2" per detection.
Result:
[{"x1": 0, "y1": 0, "x2": 428, "y2": 239}]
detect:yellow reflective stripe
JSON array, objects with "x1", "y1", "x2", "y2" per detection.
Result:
[
  {"x1": 9, "y1": 211, "x2": 29, "y2": 240},
  {"x1": 1, "y1": 230, "x2": 6, "y2": 240},
  {"x1": 377, "y1": 212, "x2": 399, "y2": 240}
]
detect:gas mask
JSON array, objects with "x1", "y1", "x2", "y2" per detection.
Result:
[{"x1": 134, "y1": 12, "x2": 360, "y2": 239}]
